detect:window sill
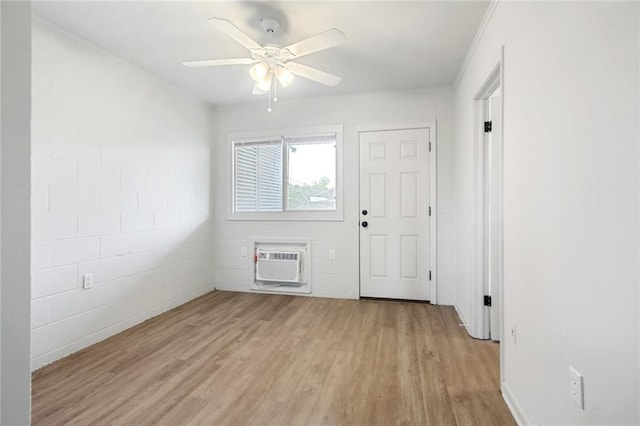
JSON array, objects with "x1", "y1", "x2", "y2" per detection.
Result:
[{"x1": 227, "y1": 210, "x2": 343, "y2": 222}]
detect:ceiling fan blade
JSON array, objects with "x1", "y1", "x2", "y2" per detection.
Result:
[
  {"x1": 209, "y1": 18, "x2": 265, "y2": 53},
  {"x1": 285, "y1": 62, "x2": 342, "y2": 87},
  {"x1": 183, "y1": 58, "x2": 255, "y2": 67},
  {"x1": 283, "y1": 29, "x2": 346, "y2": 59}
]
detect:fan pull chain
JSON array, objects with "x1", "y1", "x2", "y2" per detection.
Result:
[
  {"x1": 267, "y1": 77, "x2": 272, "y2": 113},
  {"x1": 273, "y1": 78, "x2": 278, "y2": 103}
]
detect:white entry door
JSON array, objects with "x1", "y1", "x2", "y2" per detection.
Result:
[{"x1": 359, "y1": 128, "x2": 431, "y2": 301}]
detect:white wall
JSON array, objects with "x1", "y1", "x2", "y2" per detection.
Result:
[
  {"x1": 30, "y1": 19, "x2": 215, "y2": 370},
  {"x1": 453, "y1": 2, "x2": 639, "y2": 424},
  {"x1": 212, "y1": 88, "x2": 456, "y2": 303},
  {"x1": 1, "y1": 2, "x2": 32, "y2": 423}
]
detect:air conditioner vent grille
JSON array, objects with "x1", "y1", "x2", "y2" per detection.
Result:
[
  {"x1": 257, "y1": 251, "x2": 299, "y2": 261},
  {"x1": 270, "y1": 252, "x2": 298, "y2": 261},
  {"x1": 256, "y1": 250, "x2": 304, "y2": 284}
]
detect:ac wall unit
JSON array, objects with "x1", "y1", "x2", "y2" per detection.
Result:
[{"x1": 255, "y1": 250, "x2": 304, "y2": 284}]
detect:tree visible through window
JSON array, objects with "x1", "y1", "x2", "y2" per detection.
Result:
[{"x1": 287, "y1": 141, "x2": 336, "y2": 211}]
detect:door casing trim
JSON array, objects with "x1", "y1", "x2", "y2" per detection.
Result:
[{"x1": 470, "y1": 48, "x2": 505, "y2": 386}]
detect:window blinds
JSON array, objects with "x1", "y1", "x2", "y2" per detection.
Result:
[{"x1": 234, "y1": 140, "x2": 283, "y2": 212}]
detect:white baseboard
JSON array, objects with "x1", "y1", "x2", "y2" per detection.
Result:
[
  {"x1": 213, "y1": 282, "x2": 247, "y2": 292},
  {"x1": 501, "y1": 381, "x2": 532, "y2": 426},
  {"x1": 250, "y1": 282, "x2": 311, "y2": 294},
  {"x1": 214, "y1": 280, "x2": 357, "y2": 300},
  {"x1": 31, "y1": 285, "x2": 216, "y2": 372},
  {"x1": 453, "y1": 303, "x2": 470, "y2": 332}
]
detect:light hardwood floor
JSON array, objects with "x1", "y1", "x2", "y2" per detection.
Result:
[{"x1": 32, "y1": 291, "x2": 515, "y2": 425}]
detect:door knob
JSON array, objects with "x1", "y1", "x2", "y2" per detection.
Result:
[
  {"x1": 361, "y1": 221, "x2": 368, "y2": 228},
  {"x1": 362, "y1": 210, "x2": 368, "y2": 216}
]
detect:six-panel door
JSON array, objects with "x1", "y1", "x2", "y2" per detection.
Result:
[{"x1": 359, "y1": 128, "x2": 430, "y2": 300}]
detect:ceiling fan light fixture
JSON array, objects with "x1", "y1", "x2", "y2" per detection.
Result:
[
  {"x1": 275, "y1": 67, "x2": 294, "y2": 87},
  {"x1": 249, "y1": 62, "x2": 269, "y2": 82},
  {"x1": 252, "y1": 83, "x2": 268, "y2": 95},
  {"x1": 255, "y1": 71, "x2": 273, "y2": 92},
  {"x1": 186, "y1": 17, "x2": 346, "y2": 113}
]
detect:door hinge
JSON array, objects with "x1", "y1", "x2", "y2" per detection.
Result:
[
  {"x1": 429, "y1": 206, "x2": 431, "y2": 216},
  {"x1": 484, "y1": 295, "x2": 492, "y2": 307},
  {"x1": 429, "y1": 141, "x2": 432, "y2": 152},
  {"x1": 429, "y1": 270, "x2": 432, "y2": 281},
  {"x1": 484, "y1": 121, "x2": 492, "y2": 133}
]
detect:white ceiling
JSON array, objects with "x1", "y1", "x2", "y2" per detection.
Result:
[{"x1": 33, "y1": 1, "x2": 490, "y2": 107}]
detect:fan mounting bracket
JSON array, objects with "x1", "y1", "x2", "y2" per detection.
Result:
[{"x1": 260, "y1": 18, "x2": 280, "y2": 34}]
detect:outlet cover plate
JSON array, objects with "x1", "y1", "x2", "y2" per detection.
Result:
[
  {"x1": 569, "y1": 366, "x2": 584, "y2": 409},
  {"x1": 82, "y1": 273, "x2": 94, "y2": 290}
]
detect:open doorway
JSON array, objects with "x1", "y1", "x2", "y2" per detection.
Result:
[
  {"x1": 482, "y1": 85, "x2": 503, "y2": 341},
  {"x1": 471, "y1": 56, "x2": 504, "y2": 346}
]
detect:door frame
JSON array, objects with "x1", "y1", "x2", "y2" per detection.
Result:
[
  {"x1": 470, "y1": 49, "x2": 505, "y2": 377},
  {"x1": 472, "y1": 65, "x2": 501, "y2": 340},
  {"x1": 485, "y1": 93, "x2": 502, "y2": 342},
  {"x1": 354, "y1": 120, "x2": 437, "y2": 304}
]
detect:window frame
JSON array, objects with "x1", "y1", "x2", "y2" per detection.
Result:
[{"x1": 227, "y1": 124, "x2": 344, "y2": 221}]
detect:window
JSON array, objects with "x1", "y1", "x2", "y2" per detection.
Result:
[
  {"x1": 286, "y1": 135, "x2": 336, "y2": 211},
  {"x1": 229, "y1": 125, "x2": 343, "y2": 221}
]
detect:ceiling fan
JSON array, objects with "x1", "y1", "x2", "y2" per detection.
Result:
[{"x1": 183, "y1": 17, "x2": 346, "y2": 110}]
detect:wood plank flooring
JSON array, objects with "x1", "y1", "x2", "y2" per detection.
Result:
[{"x1": 32, "y1": 291, "x2": 515, "y2": 425}]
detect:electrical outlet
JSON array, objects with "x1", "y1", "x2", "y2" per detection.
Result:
[
  {"x1": 328, "y1": 249, "x2": 336, "y2": 260},
  {"x1": 569, "y1": 366, "x2": 584, "y2": 409},
  {"x1": 82, "y1": 273, "x2": 94, "y2": 290},
  {"x1": 510, "y1": 323, "x2": 517, "y2": 344},
  {"x1": 241, "y1": 246, "x2": 247, "y2": 257}
]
